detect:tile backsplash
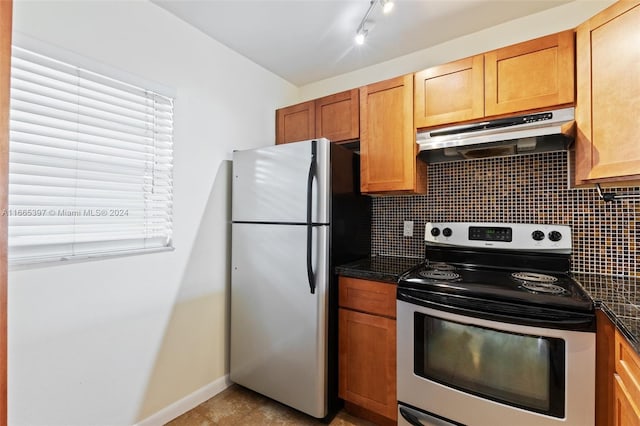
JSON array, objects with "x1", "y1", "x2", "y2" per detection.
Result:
[{"x1": 372, "y1": 151, "x2": 640, "y2": 277}]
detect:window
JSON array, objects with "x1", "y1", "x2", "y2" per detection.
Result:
[{"x1": 7, "y1": 47, "x2": 174, "y2": 265}]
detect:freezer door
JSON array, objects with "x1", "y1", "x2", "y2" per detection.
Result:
[
  {"x1": 232, "y1": 139, "x2": 330, "y2": 224},
  {"x1": 230, "y1": 222, "x2": 329, "y2": 418}
]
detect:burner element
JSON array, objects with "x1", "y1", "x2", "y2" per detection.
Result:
[
  {"x1": 428, "y1": 262, "x2": 456, "y2": 271},
  {"x1": 520, "y1": 282, "x2": 567, "y2": 295},
  {"x1": 419, "y1": 270, "x2": 460, "y2": 281},
  {"x1": 511, "y1": 272, "x2": 558, "y2": 283},
  {"x1": 512, "y1": 272, "x2": 566, "y2": 295}
]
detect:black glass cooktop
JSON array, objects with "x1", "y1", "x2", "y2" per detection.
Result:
[
  {"x1": 400, "y1": 263, "x2": 594, "y2": 313},
  {"x1": 398, "y1": 246, "x2": 594, "y2": 314}
]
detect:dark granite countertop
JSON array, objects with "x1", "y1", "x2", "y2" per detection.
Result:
[
  {"x1": 574, "y1": 273, "x2": 640, "y2": 353},
  {"x1": 335, "y1": 255, "x2": 422, "y2": 283}
]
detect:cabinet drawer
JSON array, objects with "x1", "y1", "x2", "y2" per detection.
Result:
[{"x1": 338, "y1": 277, "x2": 396, "y2": 318}]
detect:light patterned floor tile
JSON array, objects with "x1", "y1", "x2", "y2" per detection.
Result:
[{"x1": 165, "y1": 384, "x2": 381, "y2": 426}]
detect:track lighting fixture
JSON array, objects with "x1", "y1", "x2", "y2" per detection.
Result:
[{"x1": 354, "y1": 0, "x2": 395, "y2": 45}]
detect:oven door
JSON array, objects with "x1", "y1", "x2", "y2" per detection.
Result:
[{"x1": 397, "y1": 299, "x2": 595, "y2": 426}]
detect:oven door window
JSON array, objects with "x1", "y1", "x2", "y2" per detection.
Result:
[{"x1": 414, "y1": 313, "x2": 565, "y2": 418}]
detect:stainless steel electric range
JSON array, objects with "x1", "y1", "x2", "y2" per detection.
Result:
[{"x1": 397, "y1": 222, "x2": 596, "y2": 426}]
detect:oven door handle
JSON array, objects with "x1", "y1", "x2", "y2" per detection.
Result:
[
  {"x1": 397, "y1": 289, "x2": 596, "y2": 332},
  {"x1": 399, "y1": 405, "x2": 463, "y2": 426}
]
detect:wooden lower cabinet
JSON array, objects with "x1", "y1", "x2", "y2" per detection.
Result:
[
  {"x1": 614, "y1": 327, "x2": 640, "y2": 425},
  {"x1": 339, "y1": 308, "x2": 396, "y2": 423},
  {"x1": 597, "y1": 310, "x2": 616, "y2": 426},
  {"x1": 597, "y1": 310, "x2": 640, "y2": 426},
  {"x1": 338, "y1": 277, "x2": 397, "y2": 424},
  {"x1": 614, "y1": 375, "x2": 640, "y2": 426}
]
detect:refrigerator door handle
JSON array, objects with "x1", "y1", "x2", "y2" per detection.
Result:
[{"x1": 306, "y1": 140, "x2": 317, "y2": 294}]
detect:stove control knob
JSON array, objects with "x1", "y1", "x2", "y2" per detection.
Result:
[
  {"x1": 442, "y1": 227, "x2": 452, "y2": 237},
  {"x1": 532, "y1": 230, "x2": 545, "y2": 241},
  {"x1": 548, "y1": 231, "x2": 563, "y2": 242},
  {"x1": 430, "y1": 227, "x2": 440, "y2": 237}
]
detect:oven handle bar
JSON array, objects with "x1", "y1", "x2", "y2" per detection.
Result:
[
  {"x1": 397, "y1": 289, "x2": 596, "y2": 332},
  {"x1": 399, "y1": 404, "x2": 464, "y2": 426}
]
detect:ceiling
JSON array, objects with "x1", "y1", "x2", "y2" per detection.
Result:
[{"x1": 152, "y1": 0, "x2": 573, "y2": 86}]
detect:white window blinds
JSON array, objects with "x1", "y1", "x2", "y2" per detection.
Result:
[{"x1": 8, "y1": 47, "x2": 174, "y2": 265}]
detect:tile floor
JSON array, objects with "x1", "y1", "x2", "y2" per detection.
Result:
[{"x1": 166, "y1": 385, "x2": 376, "y2": 426}]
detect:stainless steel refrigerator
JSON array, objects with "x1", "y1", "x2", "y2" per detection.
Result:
[{"x1": 230, "y1": 138, "x2": 371, "y2": 419}]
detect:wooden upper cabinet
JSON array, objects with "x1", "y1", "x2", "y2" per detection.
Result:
[
  {"x1": 414, "y1": 55, "x2": 484, "y2": 129},
  {"x1": 276, "y1": 89, "x2": 359, "y2": 145},
  {"x1": 315, "y1": 89, "x2": 359, "y2": 143},
  {"x1": 484, "y1": 30, "x2": 575, "y2": 117},
  {"x1": 276, "y1": 100, "x2": 315, "y2": 144},
  {"x1": 414, "y1": 30, "x2": 575, "y2": 131},
  {"x1": 360, "y1": 75, "x2": 426, "y2": 194},
  {"x1": 575, "y1": 0, "x2": 640, "y2": 184}
]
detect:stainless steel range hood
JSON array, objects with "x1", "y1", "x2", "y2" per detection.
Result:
[{"x1": 416, "y1": 107, "x2": 575, "y2": 163}]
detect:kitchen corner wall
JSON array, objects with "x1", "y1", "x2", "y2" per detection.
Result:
[
  {"x1": 372, "y1": 151, "x2": 640, "y2": 277},
  {"x1": 8, "y1": 2, "x2": 298, "y2": 426}
]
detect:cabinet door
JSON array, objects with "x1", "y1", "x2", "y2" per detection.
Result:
[
  {"x1": 414, "y1": 55, "x2": 484, "y2": 129},
  {"x1": 614, "y1": 328, "x2": 640, "y2": 426},
  {"x1": 614, "y1": 375, "x2": 640, "y2": 426},
  {"x1": 575, "y1": 1, "x2": 640, "y2": 184},
  {"x1": 484, "y1": 31, "x2": 574, "y2": 117},
  {"x1": 276, "y1": 100, "x2": 315, "y2": 144},
  {"x1": 338, "y1": 308, "x2": 396, "y2": 421},
  {"x1": 360, "y1": 75, "x2": 426, "y2": 194},
  {"x1": 315, "y1": 89, "x2": 359, "y2": 143}
]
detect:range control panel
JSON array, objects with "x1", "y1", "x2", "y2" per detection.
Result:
[
  {"x1": 469, "y1": 226, "x2": 512, "y2": 242},
  {"x1": 425, "y1": 222, "x2": 572, "y2": 253}
]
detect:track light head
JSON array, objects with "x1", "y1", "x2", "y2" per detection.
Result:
[
  {"x1": 353, "y1": 0, "x2": 395, "y2": 45},
  {"x1": 381, "y1": 0, "x2": 394, "y2": 14}
]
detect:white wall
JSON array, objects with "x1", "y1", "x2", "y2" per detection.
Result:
[
  {"x1": 8, "y1": 1, "x2": 298, "y2": 425},
  {"x1": 6, "y1": 1, "x2": 620, "y2": 424},
  {"x1": 299, "y1": 0, "x2": 617, "y2": 101}
]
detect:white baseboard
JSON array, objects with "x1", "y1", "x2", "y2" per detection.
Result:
[{"x1": 134, "y1": 375, "x2": 232, "y2": 426}]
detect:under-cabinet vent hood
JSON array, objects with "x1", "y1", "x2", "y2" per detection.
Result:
[{"x1": 417, "y1": 107, "x2": 575, "y2": 163}]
